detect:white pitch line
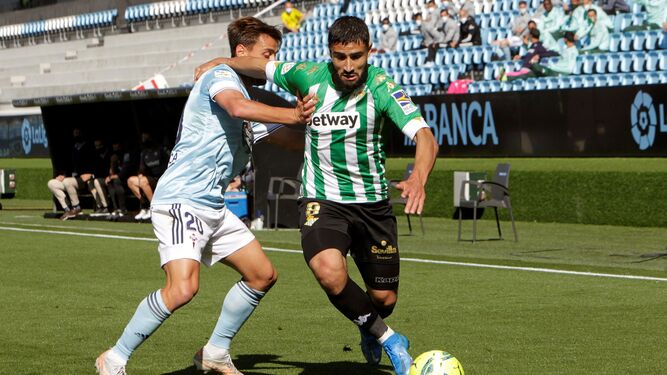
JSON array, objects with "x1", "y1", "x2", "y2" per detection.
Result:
[
  {"x1": 2, "y1": 226, "x2": 666, "y2": 283},
  {"x1": 0, "y1": 221, "x2": 145, "y2": 234}
]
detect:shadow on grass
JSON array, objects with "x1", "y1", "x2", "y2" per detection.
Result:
[{"x1": 162, "y1": 354, "x2": 394, "y2": 375}]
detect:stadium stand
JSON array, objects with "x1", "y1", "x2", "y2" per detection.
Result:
[{"x1": 0, "y1": 0, "x2": 665, "y2": 108}]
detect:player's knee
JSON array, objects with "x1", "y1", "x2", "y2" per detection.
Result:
[
  {"x1": 312, "y1": 265, "x2": 347, "y2": 295},
  {"x1": 369, "y1": 290, "x2": 397, "y2": 317},
  {"x1": 247, "y1": 265, "x2": 278, "y2": 292},
  {"x1": 165, "y1": 283, "x2": 198, "y2": 309}
]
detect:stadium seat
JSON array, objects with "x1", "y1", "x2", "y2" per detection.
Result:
[
  {"x1": 646, "y1": 72, "x2": 661, "y2": 84},
  {"x1": 660, "y1": 71, "x2": 667, "y2": 84},
  {"x1": 644, "y1": 30, "x2": 660, "y2": 50},
  {"x1": 489, "y1": 80, "x2": 502, "y2": 92},
  {"x1": 607, "y1": 53, "x2": 621, "y2": 73},
  {"x1": 619, "y1": 52, "x2": 634, "y2": 72},
  {"x1": 511, "y1": 80, "x2": 524, "y2": 91},
  {"x1": 632, "y1": 30, "x2": 646, "y2": 51},
  {"x1": 619, "y1": 33, "x2": 632, "y2": 52},
  {"x1": 557, "y1": 76, "x2": 571, "y2": 89},
  {"x1": 632, "y1": 52, "x2": 645, "y2": 72},
  {"x1": 523, "y1": 78, "x2": 537, "y2": 91},
  {"x1": 633, "y1": 72, "x2": 648, "y2": 85},
  {"x1": 659, "y1": 51, "x2": 667, "y2": 71},
  {"x1": 608, "y1": 32, "x2": 621, "y2": 52},
  {"x1": 468, "y1": 83, "x2": 479, "y2": 94},
  {"x1": 620, "y1": 73, "x2": 634, "y2": 85},
  {"x1": 580, "y1": 55, "x2": 596, "y2": 74},
  {"x1": 594, "y1": 54, "x2": 608, "y2": 73},
  {"x1": 534, "y1": 77, "x2": 549, "y2": 90},
  {"x1": 606, "y1": 73, "x2": 621, "y2": 87},
  {"x1": 582, "y1": 75, "x2": 596, "y2": 88},
  {"x1": 593, "y1": 75, "x2": 608, "y2": 87}
]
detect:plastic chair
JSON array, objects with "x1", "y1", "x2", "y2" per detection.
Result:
[
  {"x1": 632, "y1": 52, "x2": 645, "y2": 72},
  {"x1": 458, "y1": 163, "x2": 518, "y2": 242},
  {"x1": 594, "y1": 54, "x2": 608, "y2": 73},
  {"x1": 619, "y1": 52, "x2": 633, "y2": 72}
]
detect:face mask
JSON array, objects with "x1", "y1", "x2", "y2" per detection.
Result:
[
  {"x1": 286, "y1": 7, "x2": 292, "y2": 13},
  {"x1": 460, "y1": 16, "x2": 468, "y2": 23},
  {"x1": 416, "y1": 20, "x2": 422, "y2": 25},
  {"x1": 429, "y1": 7, "x2": 436, "y2": 12},
  {"x1": 382, "y1": 24, "x2": 390, "y2": 31},
  {"x1": 520, "y1": 8, "x2": 527, "y2": 14},
  {"x1": 442, "y1": 15, "x2": 448, "y2": 20}
]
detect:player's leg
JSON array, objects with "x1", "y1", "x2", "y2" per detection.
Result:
[
  {"x1": 350, "y1": 201, "x2": 411, "y2": 374},
  {"x1": 127, "y1": 176, "x2": 141, "y2": 199},
  {"x1": 195, "y1": 208, "x2": 273, "y2": 374},
  {"x1": 96, "y1": 204, "x2": 207, "y2": 375},
  {"x1": 96, "y1": 259, "x2": 199, "y2": 375}
]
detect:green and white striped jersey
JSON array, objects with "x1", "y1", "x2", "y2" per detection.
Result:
[{"x1": 267, "y1": 61, "x2": 429, "y2": 203}]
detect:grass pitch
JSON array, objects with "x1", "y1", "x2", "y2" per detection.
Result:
[{"x1": 0, "y1": 211, "x2": 666, "y2": 374}]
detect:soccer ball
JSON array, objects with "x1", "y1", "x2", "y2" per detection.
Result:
[{"x1": 408, "y1": 350, "x2": 464, "y2": 375}]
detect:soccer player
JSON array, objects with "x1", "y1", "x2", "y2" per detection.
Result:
[
  {"x1": 95, "y1": 17, "x2": 316, "y2": 375},
  {"x1": 195, "y1": 16, "x2": 439, "y2": 375}
]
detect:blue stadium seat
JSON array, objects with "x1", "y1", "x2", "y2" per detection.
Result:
[
  {"x1": 511, "y1": 80, "x2": 524, "y2": 91},
  {"x1": 468, "y1": 83, "x2": 480, "y2": 94},
  {"x1": 523, "y1": 78, "x2": 537, "y2": 91},
  {"x1": 646, "y1": 72, "x2": 661, "y2": 84},
  {"x1": 619, "y1": 52, "x2": 634, "y2": 72},
  {"x1": 658, "y1": 50, "x2": 667, "y2": 71},
  {"x1": 546, "y1": 77, "x2": 559, "y2": 90},
  {"x1": 632, "y1": 31, "x2": 646, "y2": 51},
  {"x1": 580, "y1": 55, "x2": 596, "y2": 74},
  {"x1": 620, "y1": 73, "x2": 634, "y2": 85},
  {"x1": 619, "y1": 33, "x2": 632, "y2": 51},
  {"x1": 489, "y1": 80, "x2": 502, "y2": 92},
  {"x1": 644, "y1": 30, "x2": 660, "y2": 50},
  {"x1": 633, "y1": 72, "x2": 648, "y2": 85},
  {"x1": 632, "y1": 52, "x2": 645, "y2": 72},
  {"x1": 582, "y1": 75, "x2": 596, "y2": 88},
  {"x1": 660, "y1": 71, "x2": 667, "y2": 84},
  {"x1": 569, "y1": 76, "x2": 583, "y2": 88},
  {"x1": 593, "y1": 75, "x2": 608, "y2": 87},
  {"x1": 608, "y1": 33, "x2": 622, "y2": 52},
  {"x1": 500, "y1": 81, "x2": 512, "y2": 92},
  {"x1": 534, "y1": 77, "x2": 548, "y2": 90},
  {"x1": 607, "y1": 53, "x2": 621, "y2": 73},
  {"x1": 594, "y1": 54, "x2": 608, "y2": 73}
]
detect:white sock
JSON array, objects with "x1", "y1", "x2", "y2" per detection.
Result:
[
  {"x1": 203, "y1": 342, "x2": 230, "y2": 358},
  {"x1": 378, "y1": 327, "x2": 395, "y2": 344}
]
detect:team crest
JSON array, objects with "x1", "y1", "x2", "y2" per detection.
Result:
[
  {"x1": 304, "y1": 202, "x2": 320, "y2": 226},
  {"x1": 391, "y1": 89, "x2": 418, "y2": 115},
  {"x1": 295, "y1": 63, "x2": 308, "y2": 72},
  {"x1": 374, "y1": 74, "x2": 387, "y2": 86},
  {"x1": 281, "y1": 62, "x2": 296, "y2": 75},
  {"x1": 386, "y1": 81, "x2": 396, "y2": 91}
]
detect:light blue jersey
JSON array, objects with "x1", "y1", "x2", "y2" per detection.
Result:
[{"x1": 153, "y1": 64, "x2": 279, "y2": 210}]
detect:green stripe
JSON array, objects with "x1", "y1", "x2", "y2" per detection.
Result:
[
  {"x1": 355, "y1": 93, "x2": 376, "y2": 201},
  {"x1": 373, "y1": 116, "x2": 388, "y2": 199},
  {"x1": 329, "y1": 93, "x2": 354, "y2": 200},
  {"x1": 310, "y1": 83, "x2": 329, "y2": 199}
]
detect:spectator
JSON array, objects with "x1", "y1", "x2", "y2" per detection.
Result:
[
  {"x1": 507, "y1": 31, "x2": 580, "y2": 79},
  {"x1": 458, "y1": 0, "x2": 476, "y2": 17},
  {"x1": 492, "y1": 1, "x2": 533, "y2": 58},
  {"x1": 501, "y1": 28, "x2": 560, "y2": 80},
  {"x1": 437, "y1": 7, "x2": 460, "y2": 48},
  {"x1": 458, "y1": 9, "x2": 482, "y2": 46},
  {"x1": 413, "y1": 9, "x2": 442, "y2": 55},
  {"x1": 106, "y1": 141, "x2": 135, "y2": 218},
  {"x1": 46, "y1": 171, "x2": 71, "y2": 217},
  {"x1": 424, "y1": 0, "x2": 440, "y2": 29},
  {"x1": 579, "y1": 8, "x2": 610, "y2": 53},
  {"x1": 53, "y1": 128, "x2": 98, "y2": 220},
  {"x1": 573, "y1": 0, "x2": 613, "y2": 37},
  {"x1": 624, "y1": 0, "x2": 666, "y2": 31},
  {"x1": 598, "y1": 0, "x2": 630, "y2": 15},
  {"x1": 90, "y1": 138, "x2": 111, "y2": 215},
  {"x1": 539, "y1": 0, "x2": 567, "y2": 51},
  {"x1": 281, "y1": 1, "x2": 303, "y2": 34},
  {"x1": 535, "y1": 0, "x2": 565, "y2": 16},
  {"x1": 376, "y1": 17, "x2": 398, "y2": 53},
  {"x1": 558, "y1": 0, "x2": 584, "y2": 36},
  {"x1": 127, "y1": 132, "x2": 167, "y2": 221}
]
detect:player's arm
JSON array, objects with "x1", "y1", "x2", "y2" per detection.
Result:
[
  {"x1": 397, "y1": 128, "x2": 438, "y2": 215},
  {"x1": 195, "y1": 56, "x2": 269, "y2": 81},
  {"x1": 379, "y1": 81, "x2": 438, "y2": 215},
  {"x1": 214, "y1": 89, "x2": 315, "y2": 126}
]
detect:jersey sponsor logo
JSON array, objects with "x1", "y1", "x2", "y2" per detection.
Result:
[
  {"x1": 374, "y1": 276, "x2": 399, "y2": 284},
  {"x1": 281, "y1": 62, "x2": 296, "y2": 75},
  {"x1": 309, "y1": 112, "x2": 360, "y2": 131},
  {"x1": 370, "y1": 240, "x2": 397, "y2": 255},
  {"x1": 214, "y1": 70, "x2": 232, "y2": 79},
  {"x1": 391, "y1": 90, "x2": 418, "y2": 115}
]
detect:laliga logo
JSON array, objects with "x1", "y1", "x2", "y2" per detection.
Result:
[
  {"x1": 21, "y1": 119, "x2": 48, "y2": 155},
  {"x1": 630, "y1": 91, "x2": 667, "y2": 150}
]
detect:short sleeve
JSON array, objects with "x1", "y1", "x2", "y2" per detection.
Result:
[
  {"x1": 205, "y1": 65, "x2": 244, "y2": 99},
  {"x1": 377, "y1": 79, "x2": 429, "y2": 140},
  {"x1": 267, "y1": 61, "x2": 319, "y2": 97},
  {"x1": 250, "y1": 122, "x2": 284, "y2": 144}
]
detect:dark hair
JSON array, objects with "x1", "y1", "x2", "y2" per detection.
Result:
[
  {"x1": 413, "y1": 12, "x2": 422, "y2": 20},
  {"x1": 529, "y1": 28, "x2": 540, "y2": 39},
  {"x1": 328, "y1": 16, "x2": 370, "y2": 47},
  {"x1": 587, "y1": 8, "x2": 597, "y2": 14},
  {"x1": 564, "y1": 31, "x2": 575, "y2": 43},
  {"x1": 227, "y1": 16, "x2": 282, "y2": 57},
  {"x1": 519, "y1": 0, "x2": 527, "y2": 5},
  {"x1": 382, "y1": 17, "x2": 390, "y2": 23}
]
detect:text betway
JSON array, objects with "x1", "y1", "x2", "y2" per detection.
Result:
[{"x1": 309, "y1": 112, "x2": 360, "y2": 131}]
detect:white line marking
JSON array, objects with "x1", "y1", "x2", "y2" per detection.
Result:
[
  {"x1": 2, "y1": 226, "x2": 666, "y2": 282},
  {"x1": 0, "y1": 221, "x2": 145, "y2": 234}
]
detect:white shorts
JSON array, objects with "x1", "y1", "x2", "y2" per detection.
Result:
[{"x1": 151, "y1": 203, "x2": 255, "y2": 267}]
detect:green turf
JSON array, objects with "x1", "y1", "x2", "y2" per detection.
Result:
[
  {"x1": 0, "y1": 158, "x2": 51, "y2": 169},
  {"x1": 0, "y1": 212, "x2": 666, "y2": 374}
]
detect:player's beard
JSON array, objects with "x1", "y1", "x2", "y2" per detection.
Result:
[{"x1": 332, "y1": 66, "x2": 369, "y2": 93}]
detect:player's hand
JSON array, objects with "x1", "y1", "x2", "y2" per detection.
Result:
[
  {"x1": 395, "y1": 173, "x2": 426, "y2": 215},
  {"x1": 293, "y1": 93, "x2": 318, "y2": 125},
  {"x1": 194, "y1": 58, "x2": 229, "y2": 81}
]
